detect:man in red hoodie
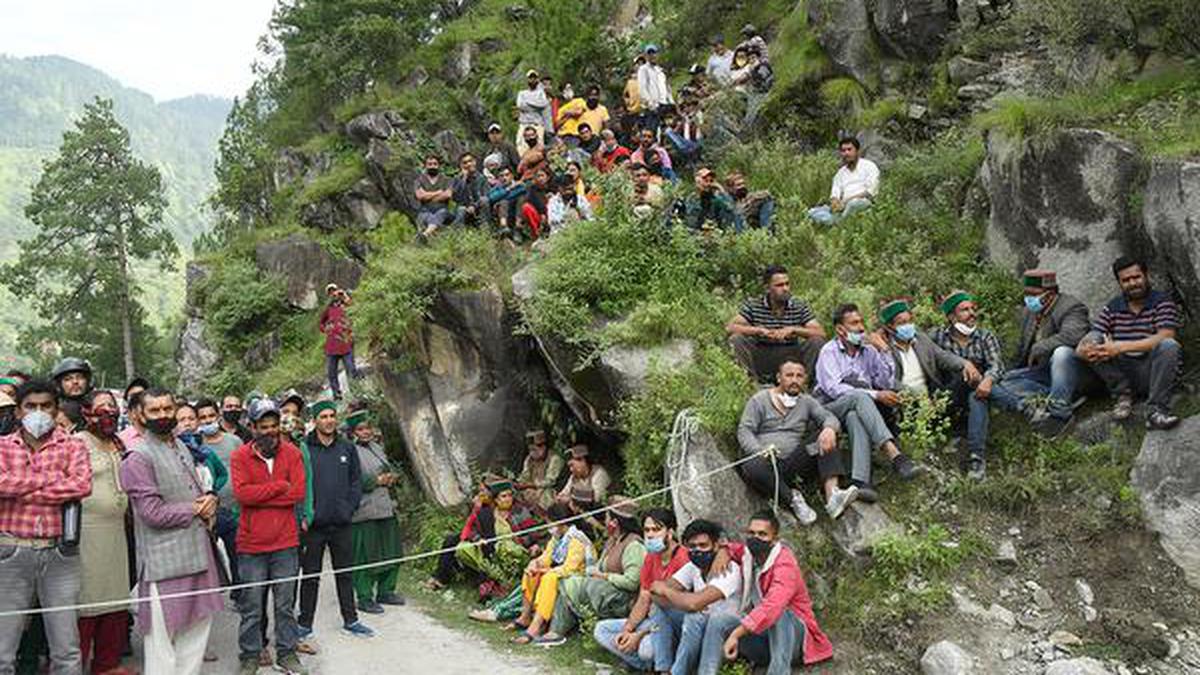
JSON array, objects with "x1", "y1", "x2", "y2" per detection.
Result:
[
  {"x1": 319, "y1": 284, "x2": 358, "y2": 400},
  {"x1": 231, "y1": 399, "x2": 309, "y2": 675}
]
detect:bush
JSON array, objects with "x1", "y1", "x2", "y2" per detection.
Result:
[{"x1": 198, "y1": 258, "x2": 288, "y2": 353}]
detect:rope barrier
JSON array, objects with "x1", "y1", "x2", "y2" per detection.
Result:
[{"x1": 0, "y1": 442, "x2": 778, "y2": 619}]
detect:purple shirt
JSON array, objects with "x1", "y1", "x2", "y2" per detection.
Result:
[
  {"x1": 814, "y1": 338, "x2": 896, "y2": 401},
  {"x1": 120, "y1": 452, "x2": 223, "y2": 637}
]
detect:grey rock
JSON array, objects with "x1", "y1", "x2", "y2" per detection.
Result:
[
  {"x1": 1044, "y1": 657, "x2": 1112, "y2": 675},
  {"x1": 948, "y1": 56, "x2": 995, "y2": 85},
  {"x1": 921, "y1": 640, "x2": 975, "y2": 674},
  {"x1": 996, "y1": 539, "x2": 1018, "y2": 567},
  {"x1": 666, "y1": 411, "x2": 764, "y2": 531},
  {"x1": 599, "y1": 340, "x2": 695, "y2": 398},
  {"x1": 1143, "y1": 159, "x2": 1200, "y2": 319},
  {"x1": 176, "y1": 317, "x2": 218, "y2": 394},
  {"x1": 444, "y1": 42, "x2": 479, "y2": 83},
  {"x1": 406, "y1": 65, "x2": 430, "y2": 88},
  {"x1": 1130, "y1": 415, "x2": 1200, "y2": 590},
  {"x1": 242, "y1": 330, "x2": 280, "y2": 371},
  {"x1": 345, "y1": 112, "x2": 395, "y2": 143},
  {"x1": 1083, "y1": 606, "x2": 1099, "y2": 623},
  {"x1": 1034, "y1": 587, "x2": 1055, "y2": 610},
  {"x1": 952, "y1": 589, "x2": 1016, "y2": 627},
  {"x1": 433, "y1": 130, "x2": 467, "y2": 169},
  {"x1": 957, "y1": 82, "x2": 1001, "y2": 101},
  {"x1": 255, "y1": 233, "x2": 364, "y2": 310},
  {"x1": 907, "y1": 103, "x2": 928, "y2": 120},
  {"x1": 1051, "y1": 630, "x2": 1084, "y2": 648},
  {"x1": 183, "y1": 261, "x2": 211, "y2": 316},
  {"x1": 343, "y1": 178, "x2": 387, "y2": 229},
  {"x1": 872, "y1": 0, "x2": 955, "y2": 61},
  {"x1": 981, "y1": 128, "x2": 1147, "y2": 312},
  {"x1": 808, "y1": 0, "x2": 880, "y2": 88},
  {"x1": 1074, "y1": 578, "x2": 1095, "y2": 606},
  {"x1": 831, "y1": 502, "x2": 902, "y2": 556}
]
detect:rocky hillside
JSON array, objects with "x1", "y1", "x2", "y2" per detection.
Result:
[{"x1": 184, "y1": 0, "x2": 1200, "y2": 672}]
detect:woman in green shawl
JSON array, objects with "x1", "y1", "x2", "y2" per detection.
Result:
[{"x1": 347, "y1": 410, "x2": 407, "y2": 612}]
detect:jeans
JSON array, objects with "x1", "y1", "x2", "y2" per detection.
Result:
[
  {"x1": 991, "y1": 345, "x2": 1082, "y2": 420},
  {"x1": 0, "y1": 545, "x2": 82, "y2": 675},
  {"x1": 730, "y1": 334, "x2": 825, "y2": 385},
  {"x1": 326, "y1": 351, "x2": 359, "y2": 397},
  {"x1": 673, "y1": 612, "x2": 742, "y2": 675},
  {"x1": 740, "y1": 446, "x2": 844, "y2": 505},
  {"x1": 452, "y1": 199, "x2": 490, "y2": 228},
  {"x1": 215, "y1": 507, "x2": 239, "y2": 590},
  {"x1": 821, "y1": 391, "x2": 897, "y2": 485},
  {"x1": 807, "y1": 197, "x2": 871, "y2": 225},
  {"x1": 298, "y1": 526, "x2": 358, "y2": 628},
  {"x1": 415, "y1": 208, "x2": 451, "y2": 232},
  {"x1": 945, "y1": 379, "x2": 992, "y2": 459},
  {"x1": 1085, "y1": 338, "x2": 1180, "y2": 414},
  {"x1": 593, "y1": 605, "x2": 685, "y2": 672},
  {"x1": 738, "y1": 610, "x2": 806, "y2": 675},
  {"x1": 237, "y1": 548, "x2": 300, "y2": 662}
]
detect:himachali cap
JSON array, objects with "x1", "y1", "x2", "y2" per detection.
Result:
[
  {"x1": 608, "y1": 495, "x2": 637, "y2": 520},
  {"x1": 1022, "y1": 269, "x2": 1058, "y2": 291},
  {"x1": 525, "y1": 68, "x2": 539, "y2": 78},
  {"x1": 879, "y1": 298, "x2": 911, "y2": 324},
  {"x1": 345, "y1": 409, "x2": 371, "y2": 429},
  {"x1": 484, "y1": 474, "x2": 514, "y2": 495},
  {"x1": 487, "y1": 122, "x2": 502, "y2": 132},
  {"x1": 940, "y1": 290, "x2": 975, "y2": 316},
  {"x1": 565, "y1": 444, "x2": 590, "y2": 460},
  {"x1": 0, "y1": 391, "x2": 15, "y2": 408},
  {"x1": 308, "y1": 399, "x2": 338, "y2": 418},
  {"x1": 525, "y1": 429, "x2": 547, "y2": 443}
]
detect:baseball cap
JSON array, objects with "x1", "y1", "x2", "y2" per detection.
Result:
[
  {"x1": 248, "y1": 398, "x2": 280, "y2": 423},
  {"x1": 487, "y1": 122, "x2": 502, "y2": 133}
]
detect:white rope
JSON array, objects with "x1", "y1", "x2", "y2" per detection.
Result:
[{"x1": 0, "y1": 443, "x2": 775, "y2": 618}]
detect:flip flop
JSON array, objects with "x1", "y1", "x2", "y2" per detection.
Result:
[
  {"x1": 512, "y1": 630, "x2": 536, "y2": 645},
  {"x1": 532, "y1": 633, "x2": 566, "y2": 647},
  {"x1": 502, "y1": 620, "x2": 530, "y2": 632}
]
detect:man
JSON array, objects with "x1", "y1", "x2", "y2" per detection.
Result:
[
  {"x1": 576, "y1": 123, "x2": 602, "y2": 156},
  {"x1": 50, "y1": 358, "x2": 92, "y2": 406},
  {"x1": 593, "y1": 508, "x2": 689, "y2": 673},
  {"x1": 547, "y1": 173, "x2": 594, "y2": 231},
  {"x1": 738, "y1": 361, "x2": 859, "y2": 525},
  {"x1": 515, "y1": 69, "x2": 548, "y2": 148},
  {"x1": 630, "y1": 128, "x2": 675, "y2": 182},
  {"x1": 120, "y1": 388, "x2": 223, "y2": 675},
  {"x1": 277, "y1": 390, "x2": 309, "y2": 444},
  {"x1": 319, "y1": 285, "x2": 359, "y2": 401},
  {"x1": 631, "y1": 163, "x2": 665, "y2": 218},
  {"x1": 648, "y1": 519, "x2": 743, "y2": 675},
  {"x1": 231, "y1": 399, "x2": 309, "y2": 675},
  {"x1": 487, "y1": 166, "x2": 528, "y2": 236},
  {"x1": 1076, "y1": 257, "x2": 1182, "y2": 430},
  {"x1": 681, "y1": 167, "x2": 739, "y2": 232},
  {"x1": 556, "y1": 445, "x2": 611, "y2": 505},
  {"x1": 414, "y1": 154, "x2": 453, "y2": 238},
  {"x1": 484, "y1": 122, "x2": 521, "y2": 173},
  {"x1": 120, "y1": 377, "x2": 149, "y2": 433},
  {"x1": 622, "y1": 58, "x2": 644, "y2": 134},
  {"x1": 452, "y1": 152, "x2": 491, "y2": 228},
  {"x1": 593, "y1": 129, "x2": 631, "y2": 173},
  {"x1": 0, "y1": 380, "x2": 92, "y2": 675},
  {"x1": 219, "y1": 394, "x2": 253, "y2": 442},
  {"x1": 517, "y1": 125, "x2": 547, "y2": 180},
  {"x1": 990, "y1": 270, "x2": 1089, "y2": 435},
  {"x1": 725, "y1": 171, "x2": 775, "y2": 232},
  {"x1": 679, "y1": 65, "x2": 713, "y2": 104},
  {"x1": 931, "y1": 291, "x2": 1006, "y2": 478},
  {"x1": 119, "y1": 388, "x2": 147, "y2": 449},
  {"x1": 706, "y1": 34, "x2": 734, "y2": 86},
  {"x1": 720, "y1": 511, "x2": 833, "y2": 674},
  {"x1": 516, "y1": 430, "x2": 563, "y2": 511},
  {"x1": 0, "y1": 391, "x2": 15, "y2": 436},
  {"x1": 662, "y1": 114, "x2": 701, "y2": 171},
  {"x1": 637, "y1": 45, "x2": 674, "y2": 132},
  {"x1": 541, "y1": 76, "x2": 562, "y2": 144},
  {"x1": 806, "y1": 137, "x2": 880, "y2": 226},
  {"x1": 557, "y1": 85, "x2": 609, "y2": 148},
  {"x1": 727, "y1": 265, "x2": 826, "y2": 382},
  {"x1": 0, "y1": 378, "x2": 17, "y2": 401},
  {"x1": 297, "y1": 400, "x2": 373, "y2": 638},
  {"x1": 815, "y1": 303, "x2": 920, "y2": 500}
]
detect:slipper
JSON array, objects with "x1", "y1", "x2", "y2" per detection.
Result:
[
  {"x1": 511, "y1": 631, "x2": 536, "y2": 645},
  {"x1": 502, "y1": 620, "x2": 530, "y2": 632},
  {"x1": 532, "y1": 633, "x2": 566, "y2": 647}
]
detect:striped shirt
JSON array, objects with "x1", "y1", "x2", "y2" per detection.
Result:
[
  {"x1": 0, "y1": 428, "x2": 93, "y2": 540},
  {"x1": 931, "y1": 326, "x2": 1006, "y2": 381},
  {"x1": 739, "y1": 295, "x2": 817, "y2": 344},
  {"x1": 1092, "y1": 290, "x2": 1180, "y2": 343}
]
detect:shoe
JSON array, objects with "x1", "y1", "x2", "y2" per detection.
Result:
[
  {"x1": 258, "y1": 649, "x2": 273, "y2": 667},
  {"x1": 850, "y1": 481, "x2": 879, "y2": 504},
  {"x1": 966, "y1": 456, "x2": 986, "y2": 481},
  {"x1": 238, "y1": 659, "x2": 259, "y2": 675},
  {"x1": 825, "y1": 485, "x2": 859, "y2": 520},
  {"x1": 275, "y1": 652, "x2": 308, "y2": 675},
  {"x1": 1146, "y1": 410, "x2": 1181, "y2": 431},
  {"x1": 342, "y1": 621, "x2": 375, "y2": 638},
  {"x1": 532, "y1": 633, "x2": 567, "y2": 647},
  {"x1": 468, "y1": 609, "x2": 498, "y2": 622},
  {"x1": 296, "y1": 625, "x2": 313, "y2": 640},
  {"x1": 357, "y1": 601, "x2": 385, "y2": 615},
  {"x1": 789, "y1": 492, "x2": 818, "y2": 526},
  {"x1": 892, "y1": 453, "x2": 924, "y2": 481},
  {"x1": 1112, "y1": 394, "x2": 1134, "y2": 421},
  {"x1": 1033, "y1": 413, "x2": 1073, "y2": 438},
  {"x1": 377, "y1": 592, "x2": 406, "y2": 606}
]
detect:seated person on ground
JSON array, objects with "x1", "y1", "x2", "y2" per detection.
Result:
[
  {"x1": 565, "y1": 483, "x2": 604, "y2": 541},
  {"x1": 649, "y1": 519, "x2": 743, "y2": 675},
  {"x1": 662, "y1": 113, "x2": 702, "y2": 170},
  {"x1": 452, "y1": 152, "x2": 491, "y2": 228},
  {"x1": 547, "y1": 172, "x2": 595, "y2": 233},
  {"x1": 566, "y1": 123, "x2": 602, "y2": 165},
  {"x1": 414, "y1": 153, "x2": 453, "y2": 237},
  {"x1": 631, "y1": 128, "x2": 677, "y2": 182},
  {"x1": 724, "y1": 171, "x2": 775, "y2": 232},
  {"x1": 930, "y1": 290, "x2": 1005, "y2": 479},
  {"x1": 721, "y1": 511, "x2": 834, "y2": 674},
  {"x1": 815, "y1": 303, "x2": 921, "y2": 502},
  {"x1": 516, "y1": 429, "x2": 564, "y2": 511},
  {"x1": 989, "y1": 269, "x2": 1090, "y2": 436},
  {"x1": 806, "y1": 137, "x2": 879, "y2": 226},
  {"x1": 511, "y1": 502, "x2": 595, "y2": 644},
  {"x1": 1075, "y1": 256, "x2": 1182, "y2": 431},
  {"x1": 487, "y1": 166, "x2": 528, "y2": 236},
  {"x1": 426, "y1": 477, "x2": 530, "y2": 597},
  {"x1": 517, "y1": 166, "x2": 554, "y2": 241},
  {"x1": 707, "y1": 33, "x2": 734, "y2": 86},
  {"x1": 681, "y1": 167, "x2": 739, "y2": 232},
  {"x1": 485, "y1": 122, "x2": 521, "y2": 173},
  {"x1": 557, "y1": 444, "x2": 611, "y2": 505},
  {"x1": 630, "y1": 163, "x2": 665, "y2": 218},
  {"x1": 593, "y1": 508, "x2": 690, "y2": 673},
  {"x1": 594, "y1": 129, "x2": 632, "y2": 173},
  {"x1": 737, "y1": 360, "x2": 859, "y2": 526},
  {"x1": 726, "y1": 264, "x2": 826, "y2": 382}
]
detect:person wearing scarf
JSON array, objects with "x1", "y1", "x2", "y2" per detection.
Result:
[
  {"x1": 424, "y1": 477, "x2": 528, "y2": 592},
  {"x1": 175, "y1": 402, "x2": 228, "y2": 497},
  {"x1": 511, "y1": 502, "x2": 594, "y2": 644},
  {"x1": 346, "y1": 410, "x2": 406, "y2": 614}
]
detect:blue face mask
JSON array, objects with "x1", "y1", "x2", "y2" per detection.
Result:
[
  {"x1": 895, "y1": 323, "x2": 917, "y2": 342},
  {"x1": 198, "y1": 422, "x2": 220, "y2": 437},
  {"x1": 644, "y1": 535, "x2": 666, "y2": 554},
  {"x1": 846, "y1": 331, "x2": 865, "y2": 346},
  {"x1": 1024, "y1": 294, "x2": 1044, "y2": 313}
]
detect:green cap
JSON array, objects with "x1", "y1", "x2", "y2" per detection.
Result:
[
  {"x1": 308, "y1": 399, "x2": 338, "y2": 418},
  {"x1": 345, "y1": 409, "x2": 371, "y2": 429},
  {"x1": 879, "y1": 299, "x2": 911, "y2": 324},
  {"x1": 940, "y1": 290, "x2": 974, "y2": 316}
]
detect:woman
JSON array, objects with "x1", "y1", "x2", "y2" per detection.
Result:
[
  {"x1": 556, "y1": 444, "x2": 611, "y2": 505},
  {"x1": 511, "y1": 502, "x2": 594, "y2": 644},
  {"x1": 347, "y1": 410, "x2": 406, "y2": 613},
  {"x1": 76, "y1": 390, "x2": 136, "y2": 675},
  {"x1": 175, "y1": 402, "x2": 227, "y2": 495},
  {"x1": 425, "y1": 477, "x2": 529, "y2": 595}
]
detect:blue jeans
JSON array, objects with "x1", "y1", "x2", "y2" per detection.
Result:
[
  {"x1": 326, "y1": 351, "x2": 359, "y2": 397},
  {"x1": 237, "y1": 547, "x2": 301, "y2": 662},
  {"x1": 991, "y1": 345, "x2": 1082, "y2": 420},
  {"x1": 739, "y1": 610, "x2": 805, "y2": 675},
  {"x1": 944, "y1": 379, "x2": 992, "y2": 459},
  {"x1": 594, "y1": 605, "x2": 685, "y2": 671},
  {"x1": 673, "y1": 612, "x2": 742, "y2": 675},
  {"x1": 807, "y1": 197, "x2": 871, "y2": 225}
]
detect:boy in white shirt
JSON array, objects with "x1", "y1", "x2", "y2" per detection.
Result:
[{"x1": 808, "y1": 136, "x2": 880, "y2": 225}]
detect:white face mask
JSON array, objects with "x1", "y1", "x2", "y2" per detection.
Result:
[
  {"x1": 954, "y1": 322, "x2": 976, "y2": 336},
  {"x1": 776, "y1": 392, "x2": 799, "y2": 409},
  {"x1": 21, "y1": 410, "x2": 56, "y2": 439}
]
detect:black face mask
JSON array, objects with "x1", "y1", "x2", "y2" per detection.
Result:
[
  {"x1": 255, "y1": 434, "x2": 280, "y2": 458},
  {"x1": 426, "y1": 167, "x2": 440, "y2": 177},
  {"x1": 0, "y1": 410, "x2": 16, "y2": 435},
  {"x1": 746, "y1": 537, "x2": 773, "y2": 565},
  {"x1": 689, "y1": 549, "x2": 717, "y2": 573},
  {"x1": 222, "y1": 410, "x2": 243, "y2": 425},
  {"x1": 144, "y1": 416, "x2": 177, "y2": 438},
  {"x1": 586, "y1": 98, "x2": 599, "y2": 109},
  {"x1": 525, "y1": 137, "x2": 538, "y2": 149}
]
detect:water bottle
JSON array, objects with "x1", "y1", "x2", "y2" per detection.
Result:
[{"x1": 59, "y1": 501, "x2": 82, "y2": 555}]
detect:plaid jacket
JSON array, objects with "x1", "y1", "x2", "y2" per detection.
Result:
[
  {"x1": 931, "y1": 326, "x2": 1006, "y2": 381},
  {"x1": 0, "y1": 428, "x2": 93, "y2": 540}
]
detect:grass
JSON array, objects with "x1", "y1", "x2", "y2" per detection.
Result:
[{"x1": 296, "y1": 151, "x2": 367, "y2": 206}]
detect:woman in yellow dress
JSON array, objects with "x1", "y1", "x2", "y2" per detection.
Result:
[{"x1": 511, "y1": 502, "x2": 594, "y2": 644}]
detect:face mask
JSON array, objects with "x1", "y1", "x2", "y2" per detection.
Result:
[
  {"x1": 689, "y1": 549, "x2": 717, "y2": 572},
  {"x1": 777, "y1": 392, "x2": 799, "y2": 409},
  {"x1": 746, "y1": 537, "x2": 773, "y2": 565},
  {"x1": 198, "y1": 422, "x2": 220, "y2": 437},
  {"x1": 1024, "y1": 294, "x2": 1044, "y2": 313},
  {"x1": 255, "y1": 434, "x2": 280, "y2": 458},
  {"x1": 846, "y1": 330, "x2": 865, "y2": 346},
  {"x1": 644, "y1": 535, "x2": 666, "y2": 554},
  {"x1": 605, "y1": 519, "x2": 618, "y2": 537},
  {"x1": 144, "y1": 416, "x2": 177, "y2": 437},
  {"x1": 895, "y1": 323, "x2": 917, "y2": 342},
  {"x1": 0, "y1": 411, "x2": 16, "y2": 436},
  {"x1": 21, "y1": 410, "x2": 55, "y2": 439},
  {"x1": 86, "y1": 409, "x2": 120, "y2": 438},
  {"x1": 954, "y1": 322, "x2": 976, "y2": 337},
  {"x1": 586, "y1": 97, "x2": 599, "y2": 108},
  {"x1": 426, "y1": 167, "x2": 440, "y2": 176},
  {"x1": 222, "y1": 410, "x2": 242, "y2": 425}
]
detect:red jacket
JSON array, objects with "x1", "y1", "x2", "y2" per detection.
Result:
[
  {"x1": 231, "y1": 438, "x2": 307, "y2": 554},
  {"x1": 730, "y1": 541, "x2": 833, "y2": 665},
  {"x1": 319, "y1": 301, "x2": 353, "y2": 355}
]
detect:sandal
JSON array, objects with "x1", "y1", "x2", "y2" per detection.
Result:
[
  {"x1": 532, "y1": 633, "x2": 566, "y2": 647},
  {"x1": 512, "y1": 630, "x2": 536, "y2": 645},
  {"x1": 502, "y1": 620, "x2": 530, "y2": 632},
  {"x1": 421, "y1": 578, "x2": 445, "y2": 591}
]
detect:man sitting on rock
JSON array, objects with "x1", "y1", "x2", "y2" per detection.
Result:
[
  {"x1": 1076, "y1": 257, "x2": 1182, "y2": 431},
  {"x1": 737, "y1": 360, "x2": 859, "y2": 525},
  {"x1": 516, "y1": 430, "x2": 563, "y2": 511},
  {"x1": 484, "y1": 122, "x2": 521, "y2": 173},
  {"x1": 556, "y1": 445, "x2": 612, "y2": 506},
  {"x1": 452, "y1": 152, "x2": 491, "y2": 228},
  {"x1": 815, "y1": 303, "x2": 921, "y2": 502},
  {"x1": 630, "y1": 128, "x2": 676, "y2": 183},
  {"x1": 727, "y1": 264, "x2": 826, "y2": 383},
  {"x1": 931, "y1": 290, "x2": 1006, "y2": 479},
  {"x1": 989, "y1": 270, "x2": 1089, "y2": 436},
  {"x1": 725, "y1": 171, "x2": 775, "y2": 232},
  {"x1": 414, "y1": 153, "x2": 453, "y2": 239},
  {"x1": 630, "y1": 163, "x2": 665, "y2": 218},
  {"x1": 806, "y1": 137, "x2": 879, "y2": 226},
  {"x1": 681, "y1": 167, "x2": 739, "y2": 232}
]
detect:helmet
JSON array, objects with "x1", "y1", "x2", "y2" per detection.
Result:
[
  {"x1": 248, "y1": 398, "x2": 281, "y2": 424},
  {"x1": 51, "y1": 357, "x2": 92, "y2": 381}
]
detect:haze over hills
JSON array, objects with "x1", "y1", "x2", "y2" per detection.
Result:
[{"x1": 0, "y1": 54, "x2": 231, "y2": 362}]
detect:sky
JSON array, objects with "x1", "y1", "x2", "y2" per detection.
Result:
[{"x1": 0, "y1": 0, "x2": 278, "y2": 101}]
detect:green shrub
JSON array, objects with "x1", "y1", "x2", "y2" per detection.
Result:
[
  {"x1": 819, "y1": 77, "x2": 869, "y2": 117},
  {"x1": 297, "y1": 151, "x2": 366, "y2": 206},
  {"x1": 198, "y1": 258, "x2": 288, "y2": 353}
]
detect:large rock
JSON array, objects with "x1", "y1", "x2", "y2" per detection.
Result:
[
  {"x1": 345, "y1": 111, "x2": 402, "y2": 143},
  {"x1": 1043, "y1": 657, "x2": 1111, "y2": 675},
  {"x1": 1143, "y1": 159, "x2": 1200, "y2": 318},
  {"x1": 599, "y1": 340, "x2": 695, "y2": 399},
  {"x1": 254, "y1": 233, "x2": 364, "y2": 310},
  {"x1": 1130, "y1": 415, "x2": 1200, "y2": 591},
  {"x1": 830, "y1": 502, "x2": 902, "y2": 556},
  {"x1": 373, "y1": 287, "x2": 544, "y2": 507},
  {"x1": 920, "y1": 640, "x2": 975, "y2": 675},
  {"x1": 666, "y1": 411, "x2": 763, "y2": 530},
  {"x1": 808, "y1": 0, "x2": 880, "y2": 88},
  {"x1": 872, "y1": 0, "x2": 955, "y2": 61},
  {"x1": 981, "y1": 128, "x2": 1147, "y2": 311},
  {"x1": 176, "y1": 317, "x2": 218, "y2": 394},
  {"x1": 444, "y1": 42, "x2": 479, "y2": 83}
]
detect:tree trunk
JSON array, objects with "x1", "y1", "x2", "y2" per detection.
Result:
[{"x1": 116, "y1": 220, "x2": 135, "y2": 382}]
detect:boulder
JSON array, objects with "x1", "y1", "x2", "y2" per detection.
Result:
[
  {"x1": 373, "y1": 287, "x2": 544, "y2": 507},
  {"x1": 254, "y1": 233, "x2": 364, "y2": 310},
  {"x1": 808, "y1": 0, "x2": 880, "y2": 88},
  {"x1": 176, "y1": 317, "x2": 218, "y2": 394},
  {"x1": 666, "y1": 411, "x2": 763, "y2": 530},
  {"x1": 345, "y1": 112, "x2": 395, "y2": 143},
  {"x1": 920, "y1": 640, "x2": 975, "y2": 675},
  {"x1": 872, "y1": 0, "x2": 955, "y2": 61},
  {"x1": 599, "y1": 340, "x2": 694, "y2": 399},
  {"x1": 981, "y1": 128, "x2": 1147, "y2": 311},
  {"x1": 273, "y1": 148, "x2": 332, "y2": 193},
  {"x1": 830, "y1": 502, "x2": 902, "y2": 556},
  {"x1": 242, "y1": 330, "x2": 280, "y2": 371},
  {"x1": 1043, "y1": 657, "x2": 1111, "y2": 675},
  {"x1": 433, "y1": 130, "x2": 467, "y2": 168},
  {"x1": 444, "y1": 42, "x2": 479, "y2": 83},
  {"x1": 184, "y1": 261, "x2": 211, "y2": 314},
  {"x1": 343, "y1": 178, "x2": 387, "y2": 229},
  {"x1": 1130, "y1": 415, "x2": 1200, "y2": 590},
  {"x1": 948, "y1": 56, "x2": 994, "y2": 85},
  {"x1": 1143, "y1": 159, "x2": 1200, "y2": 318}
]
